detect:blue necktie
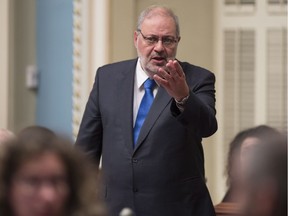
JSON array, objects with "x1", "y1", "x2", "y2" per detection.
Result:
[{"x1": 133, "y1": 78, "x2": 156, "y2": 146}]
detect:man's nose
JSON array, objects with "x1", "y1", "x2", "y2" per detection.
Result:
[{"x1": 153, "y1": 40, "x2": 165, "y2": 52}]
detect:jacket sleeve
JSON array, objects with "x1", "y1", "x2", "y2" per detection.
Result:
[
  {"x1": 75, "y1": 70, "x2": 102, "y2": 164},
  {"x1": 171, "y1": 70, "x2": 217, "y2": 138}
]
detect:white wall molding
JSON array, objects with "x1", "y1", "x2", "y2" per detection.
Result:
[
  {"x1": 0, "y1": 0, "x2": 14, "y2": 129},
  {"x1": 72, "y1": 0, "x2": 110, "y2": 139}
]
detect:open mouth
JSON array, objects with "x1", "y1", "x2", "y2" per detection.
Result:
[{"x1": 151, "y1": 56, "x2": 166, "y2": 64}]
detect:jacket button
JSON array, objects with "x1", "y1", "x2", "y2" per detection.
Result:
[
  {"x1": 132, "y1": 159, "x2": 138, "y2": 163},
  {"x1": 133, "y1": 188, "x2": 138, "y2": 192}
]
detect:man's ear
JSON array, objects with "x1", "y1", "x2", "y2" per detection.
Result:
[{"x1": 134, "y1": 31, "x2": 139, "y2": 48}]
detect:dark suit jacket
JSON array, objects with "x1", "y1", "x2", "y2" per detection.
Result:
[{"x1": 76, "y1": 58, "x2": 217, "y2": 216}]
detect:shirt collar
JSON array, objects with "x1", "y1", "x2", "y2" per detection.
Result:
[{"x1": 136, "y1": 58, "x2": 150, "y2": 89}]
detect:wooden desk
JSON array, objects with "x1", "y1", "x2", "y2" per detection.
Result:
[{"x1": 215, "y1": 202, "x2": 242, "y2": 216}]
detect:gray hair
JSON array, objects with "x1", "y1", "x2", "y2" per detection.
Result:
[{"x1": 136, "y1": 5, "x2": 180, "y2": 37}]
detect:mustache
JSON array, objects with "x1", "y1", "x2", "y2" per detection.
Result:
[
  {"x1": 150, "y1": 55, "x2": 175, "y2": 61},
  {"x1": 151, "y1": 54, "x2": 166, "y2": 58}
]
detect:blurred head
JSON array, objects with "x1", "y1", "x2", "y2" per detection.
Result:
[
  {"x1": 223, "y1": 125, "x2": 282, "y2": 203},
  {"x1": 8, "y1": 150, "x2": 69, "y2": 216},
  {"x1": 226, "y1": 125, "x2": 281, "y2": 188},
  {"x1": 0, "y1": 129, "x2": 15, "y2": 145},
  {"x1": 238, "y1": 126, "x2": 281, "y2": 174},
  {"x1": 17, "y1": 126, "x2": 56, "y2": 143},
  {"x1": 241, "y1": 134, "x2": 287, "y2": 216},
  {"x1": 134, "y1": 5, "x2": 181, "y2": 76},
  {"x1": 0, "y1": 126, "x2": 106, "y2": 216}
]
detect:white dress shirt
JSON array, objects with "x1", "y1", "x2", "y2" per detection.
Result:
[{"x1": 133, "y1": 58, "x2": 158, "y2": 127}]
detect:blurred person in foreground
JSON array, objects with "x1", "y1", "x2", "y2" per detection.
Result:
[
  {"x1": 241, "y1": 132, "x2": 287, "y2": 216},
  {"x1": 0, "y1": 128, "x2": 15, "y2": 145},
  {"x1": 0, "y1": 126, "x2": 106, "y2": 216},
  {"x1": 16, "y1": 125, "x2": 56, "y2": 143},
  {"x1": 76, "y1": 5, "x2": 217, "y2": 216},
  {"x1": 215, "y1": 125, "x2": 282, "y2": 215}
]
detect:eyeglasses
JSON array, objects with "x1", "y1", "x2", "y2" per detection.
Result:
[{"x1": 137, "y1": 30, "x2": 179, "y2": 48}]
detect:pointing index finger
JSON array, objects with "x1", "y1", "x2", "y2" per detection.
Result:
[{"x1": 173, "y1": 60, "x2": 184, "y2": 77}]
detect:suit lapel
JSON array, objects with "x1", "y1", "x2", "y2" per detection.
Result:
[
  {"x1": 133, "y1": 86, "x2": 172, "y2": 153},
  {"x1": 116, "y1": 59, "x2": 173, "y2": 154},
  {"x1": 117, "y1": 60, "x2": 137, "y2": 155}
]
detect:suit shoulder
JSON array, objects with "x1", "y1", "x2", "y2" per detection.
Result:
[
  {"x1": 98, "y1": 59, "x2": 137, "y2": 72},
  {"x1": 180, "y1": 61, "x2": 215, "y2": 77}
]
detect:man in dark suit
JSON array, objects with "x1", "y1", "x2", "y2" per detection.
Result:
[{"x1": 76, "y1": 5, "x2": 217, "y2": 216}]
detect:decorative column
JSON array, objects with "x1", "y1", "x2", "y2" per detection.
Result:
[{"x1": 72, "y1": 0, "x2": 110, "y2": 139}]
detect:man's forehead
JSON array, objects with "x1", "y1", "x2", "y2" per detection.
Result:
[
  {"x1": 141, "y1": 17, "x2": 176, "y2": 34},
  {"x1": 144, "y1": 11, "x2": 174, "y2": 22}
]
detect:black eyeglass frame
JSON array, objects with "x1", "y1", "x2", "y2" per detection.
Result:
[{"x1": 137, "y1": 29, "x2": 179, "y2": 48}]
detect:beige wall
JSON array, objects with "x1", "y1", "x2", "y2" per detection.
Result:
[
  {"x1": 0, "y1": 0, "x2": 36, "y2": 133},
  {"x1": 110, "y1": 0, "x2": 136, "y2": 62},
  {"x1": 12, "y1": 0, "x2": 36, "y2": 132},
  {"x1": 0, "y1": 0, "x2": 13, "y2": 130}
]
